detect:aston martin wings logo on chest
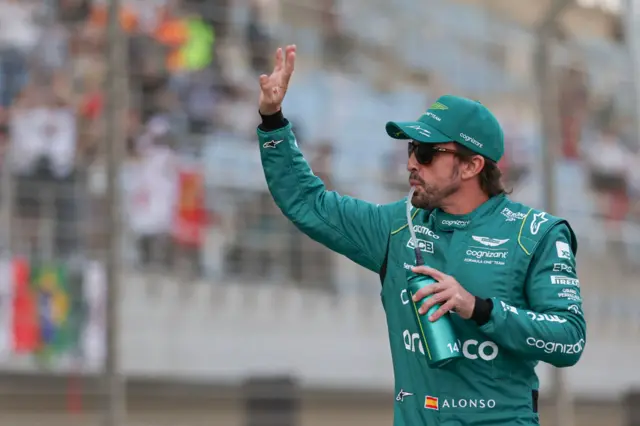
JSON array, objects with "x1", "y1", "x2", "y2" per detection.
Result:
[{"x1": 471, "y1": 236, "x2": 510, "y2": 247}]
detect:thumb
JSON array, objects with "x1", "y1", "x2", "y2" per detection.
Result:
[{"x1": 412, "y1": 265, "x2": 447, "y2": 282}]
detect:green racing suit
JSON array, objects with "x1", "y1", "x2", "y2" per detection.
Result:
[{"x1": 257, "y1": 119, "x2": 587, "y2": 426}]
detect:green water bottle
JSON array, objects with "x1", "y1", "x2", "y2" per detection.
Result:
[{"x1": 406, "y1": 269, "x2": 463, "y2": 368}]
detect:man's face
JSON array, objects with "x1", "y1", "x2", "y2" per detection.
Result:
[{"x1": 407, "y1": 141, "x2": 463, "y2": 210}]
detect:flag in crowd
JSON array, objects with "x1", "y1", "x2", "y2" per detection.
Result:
[
  {"x1": 173, "y1": 165, "x2": 208, "y2": 247},
  {"x1": 0, "y1": 257, "x2": 106, "y2": 368},
  {"x1": 31, "y1": 262, "x2": 81, "y2": 364}
]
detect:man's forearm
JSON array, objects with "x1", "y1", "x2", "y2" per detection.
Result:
[
  {"x1": 473, "y1": 298, "x2": 586, "y2": 367},
  {"x1": 257, "y1": 114, "x2": 398, "y2": 273}
]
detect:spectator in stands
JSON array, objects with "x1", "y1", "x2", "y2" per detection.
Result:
[
  {"x1": 246, "y1": 0, "x2": 271, "y2": 74},
  {"x1": 213, "y1": 80, "x2": 258, "y2": 139},
  {"x1": 303, "y1": 143, "x2": 336, "y2": 290},
  {"x1": 10, "y1": 81, "x2": 78, "y2": 259},
  {"x1": 559, "y1": 65, "x2": 589, "y2": 160},
  {"x1": 0, "y1": 48, "x2": 28, "y2": 108},
  {"x1": 0, "y1": 0, "x2": 40, "y2": 54},
  {"x1": 179, "y1": 68, "x2": 219, "y2": 134},
  {"x1": 320, "y1": 0, "x2": 350, "y2": 70},
  {"x1": 88, "y1": 0, "x2": 138, "y2": 34},
  {"x1": 77, "y1": 70, "x2": 104, "y2": 160},
  {"x1": 124, "y1": 116, "x2": 179, "y2": 272},
  {"x1": 57, "y1": 0, "x2": 91, "y2": 25},
  {"x1": 190, "y1": 0, "x2": 230, "y2": 41},
  {"x1": 382, "y1": 143, "x2": 413, "y2": 192},
  {"x1": 171, "y1": 160, "x2": 208, "y2": 279},
  {"x1": 32, "y1": 21, "x2": 69, "y2": 76},
  {"x1": 0, "y1": 0, "x2": 37, "y2": 108},
  {"x1": 586, "y1": 126, "x2": 631, "y2": 223},
  {"x1": 0, "y1": 107, "x2": 9, "y2": 164},
  {"x1": 627, "y1": 152, "x2": 640, "y2": 223},
  {"x1": 497, "y1": 111, "x2": 529, "y2": 189}
]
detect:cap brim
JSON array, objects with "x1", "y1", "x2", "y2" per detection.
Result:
[{"x1": 385, "y1": 121, "x2": 451, "y2": 144}]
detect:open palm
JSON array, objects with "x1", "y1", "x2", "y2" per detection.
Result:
[{"x1": 259, "y1": 45, "x2": 297, "y2": 116}]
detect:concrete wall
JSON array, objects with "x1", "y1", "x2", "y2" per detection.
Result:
[
  {"x1": 0, "y1": 374, "x2": 628, "y2": 426},
  {"x1": 2, "y1": 244, "x2": 639, "y2": 398}
]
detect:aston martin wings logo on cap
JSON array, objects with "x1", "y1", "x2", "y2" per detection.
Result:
[
  {"x1": 407, "y1": 125, "x2": 431, "y2": 137},
  {"x1": 430, "y1": 102, "x2": 448, "y2": 110}
]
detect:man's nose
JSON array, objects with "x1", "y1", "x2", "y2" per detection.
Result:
[{"x1": 407, "y1": 153, "x2": 418, "y2": 172}]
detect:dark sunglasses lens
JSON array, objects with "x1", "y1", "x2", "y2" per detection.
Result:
[{"x1": 408, "y1": 142, "x2": 435, "y2": 165}]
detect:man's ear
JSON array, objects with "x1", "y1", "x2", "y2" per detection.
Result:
[{"x1": 461, "y1": 155, "x2": 485, "y2": 180}]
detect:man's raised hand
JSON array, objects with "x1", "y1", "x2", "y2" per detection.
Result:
[{"x1": 259, "y1": 45, "x2": 297, "y2": 116}]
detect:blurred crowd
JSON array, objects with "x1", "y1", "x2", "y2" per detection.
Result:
[
  {"x1": 0, "y1": 0, "x2": 269, "y2": 267},
  {"x1": 0, "y1": 0, "x2": 638, "y2": 297}
]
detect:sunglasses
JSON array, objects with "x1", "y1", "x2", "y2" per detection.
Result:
[{"x1": 407, "y1": 141, "x2": 460, "y2": 165}]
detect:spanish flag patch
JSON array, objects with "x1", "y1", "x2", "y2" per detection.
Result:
[{"x1": 424, "y1": 396, "x2": 439, "y2": 410}]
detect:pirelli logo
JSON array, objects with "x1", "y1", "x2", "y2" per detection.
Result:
[{"x1": 550, "y1": 276, "x2": 580, "y2": 287}]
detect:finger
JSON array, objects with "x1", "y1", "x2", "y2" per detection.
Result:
[
  {"x1": 283, "y1": 45, "x2": 296, "y2": 84},
  {"x1": 429, "y1": 299, "x2": 456, "y2": 322},
  {"x1": 418, "y1": 289, "x2": 452, "y2": 315},
  {"x1": 273, "y1": 47, "x2": 283, "y2": 73},
  {"x1": 411, "y1": 282, "x2": 443, "y2": 302},
  {"x1": 412, "y1": 265, "x2": 448, "y2": 282},
  {"x1": 259, "y1": 74, "x2": 269, "y2": 90}
]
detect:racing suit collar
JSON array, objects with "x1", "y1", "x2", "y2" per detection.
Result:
[{"x1": 433, "y1": 194, "x2": 507, "y2": 232}]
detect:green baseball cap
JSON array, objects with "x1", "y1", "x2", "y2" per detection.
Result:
[{"x1": 385, "y1": 94, "x2": 504, "y2": 162}]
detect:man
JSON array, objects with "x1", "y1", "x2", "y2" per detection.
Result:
[{"x1": 256, "y1": 45, "x2": 587, "y2": 426}]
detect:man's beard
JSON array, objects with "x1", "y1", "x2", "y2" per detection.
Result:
[{"x1": 410, "y1": 167, "x2": 461, "y2": 210}]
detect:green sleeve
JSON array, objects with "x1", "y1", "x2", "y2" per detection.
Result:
[
  {"x1": 257, "y1": 122, "x2": 401, "y2": 274},
  {"x1": 477, "y1": 223, "x2": 587, "y2": 367}
]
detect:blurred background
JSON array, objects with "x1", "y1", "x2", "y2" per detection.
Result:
[{"x1": 0, "y1": 0, "x2": 638, "y2": 425}]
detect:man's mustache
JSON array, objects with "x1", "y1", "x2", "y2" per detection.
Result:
[{"x1": 409, "y1": 173, "x2": 424, "y2": 184}]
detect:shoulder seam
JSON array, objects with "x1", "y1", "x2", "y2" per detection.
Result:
[
  {"x1": 518, "y1": 209, "x2": 567, "y2": 257},
  {"x1": 391, "y1": 209, "x2": 420, "y2": 235},
  {"x1": 517, "y1": 208, "x2": 535, "y2": 255}
]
